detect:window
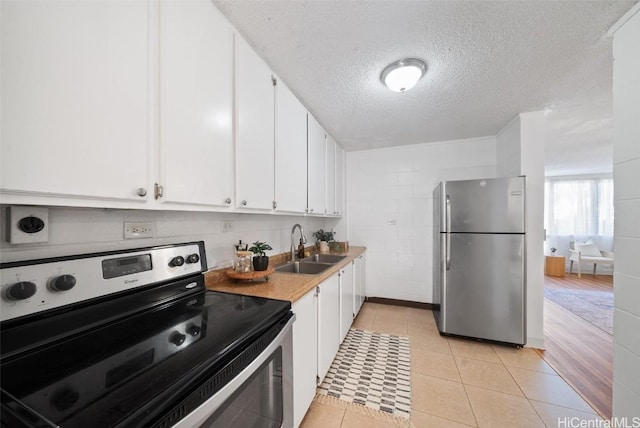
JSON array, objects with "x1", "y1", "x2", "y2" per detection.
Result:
[{"x1": 544, "y1": 177, "x2": 614, "y2": 237}]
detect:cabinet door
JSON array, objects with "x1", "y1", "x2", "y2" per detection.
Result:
[
  {"x1": 317, "y1": 272, "x2": 340, "y2": 382},
  {"x1": 354, "y1": 254, "x2": 366, "y2": 315},
  {"x1": 234, "y1": 35, "x2": 275, "y2": 210},
  {"x1": 159, "y1": 0, "x2": 233, "y2": 208},
  {"x1": 307, "y1": 114, "x2": 326, "y2": 215},
  {"x1": 339, "y1": 262, "x2": 354, "y2": 342},
  {"x1": 274, "y1": 79, "x2": 307, "y2": 213},
  {"x1": 335, "y1": 144, "x2": 345, "y2": 217},
  {"x1": 326, "y1": 136, "x2": 336, "y2": 216},
  {"x1": 1, "y1": 1, "x2": 150, "y2": 204},
  {"x1": 292, "y1": 290, "x2": 318, "y2": 427}
]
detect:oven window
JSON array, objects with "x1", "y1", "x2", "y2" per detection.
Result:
[{"x1": 201, "y1": 347, "x2": 283, "y2": 428}]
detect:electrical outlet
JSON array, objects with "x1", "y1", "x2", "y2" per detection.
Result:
[
  {"x1": 6, "y1": 206, "x2": 49, "y2": 244},
  {"x1": 124, "y1": 222, "x2": 154, "y2": 239},
  {"x1": 221, "y1": 221, "x2": 234, "y2": 233}
]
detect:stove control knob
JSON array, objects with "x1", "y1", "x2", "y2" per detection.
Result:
[
  {"x1": 186, "y1": 254, "x2": 200, "y2": 264},
  {"x1": 169, "y1": 256, "x2": 185, "y2": 267},
  {"x1": 6, "y1": 281, "x2": 37, "y2": 301},
  {"x1": 51, "y1": 274, "x2": 77, "y2": 292},
  {"x1": 186, "y1": 325, "x2": 201, "y2": 337},
  {"x1": 169, "y1": 331, "x2": 186, "y2": 346}
]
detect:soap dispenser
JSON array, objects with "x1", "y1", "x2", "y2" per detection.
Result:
[{"x1": 297, "y1": 240, "x2": 305, "y2": 259}]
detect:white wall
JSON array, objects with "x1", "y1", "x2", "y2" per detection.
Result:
[
  {"x1": 496, "y1": 116, "x2": 522, "y2": 176},
  {"x1": 0, "y1": 206, "x2": 339, "y2": 268},
  {"x1": 495, "y1": 112, "x2": 546, "y2": 349},
  {"x1": 611, "y1": 5, "x2": 640, "y2": 417},
  {"x1": 346, "y1": 136, "x2": 497, "y2": 303}
]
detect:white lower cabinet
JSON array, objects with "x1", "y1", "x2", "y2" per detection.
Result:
[
  {"x1": 292, "y1": 253, "x2": 366, "y2": 426},
  {"x1": 339, "y1": 263, "x2": 354, "y2": 342},
  {"x1": 291, "y1": 289, "x2": 318, "y2": 428},
  {"x1": 353, "y1": 254, "x2": 366, "y2": 316},
  {"x1": 317, "y1": 272, "x2": 340, "y2": 383}
]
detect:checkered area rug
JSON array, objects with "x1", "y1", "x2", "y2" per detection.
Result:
[{"x1": 317, "y1": 328, "x2": 411, "y2": 419}]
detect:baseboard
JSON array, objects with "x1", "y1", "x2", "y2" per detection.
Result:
[
  {"x1": 365, "y1": 297, "x2": 436, "y2": 310},
  {"x1": 526, "y1": 336, "x2": 545, "y2": 350}
]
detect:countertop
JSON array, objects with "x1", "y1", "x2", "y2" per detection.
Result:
[{"x1": 205, "y1": 246, "x2": 366, "y2": 303}]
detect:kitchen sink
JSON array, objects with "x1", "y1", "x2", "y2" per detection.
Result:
[
  {"x1": 275, "y1": 261, "x2": 332, "y2": 275},
  {"x1": 300, "y1": 254, "x2": 347, "y2": 264}
]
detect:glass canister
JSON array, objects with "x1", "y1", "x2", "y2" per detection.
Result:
[{"x1": 234, "y1": 251, "x2": 253, "y2": 273}]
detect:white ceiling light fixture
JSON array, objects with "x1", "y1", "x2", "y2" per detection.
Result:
[{"x1": 380, "y1": 58, "x2": 427, "y2": 93}]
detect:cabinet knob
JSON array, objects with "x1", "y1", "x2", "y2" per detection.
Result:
[
  {"x1": 136, "y1": 188, "x2": 147, "y2": 197},
  {"x1": 241, "y1": 200, "x2": 247, "y2": 206},
  {"x1": 272, "y1": 201, "x2": 277, "y2": 209},
  {"x1": 224, "y1": 197, "x2": 231, "y2": 204}
]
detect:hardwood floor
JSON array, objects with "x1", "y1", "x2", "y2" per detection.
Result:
[
  {"x1": 544, "y1": 273, "x2": 613, "y2": 292},
  {"x1": 537, "y1": 274, "x2": 613, "y2": 419}
]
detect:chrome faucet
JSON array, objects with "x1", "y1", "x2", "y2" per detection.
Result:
[{"x1": 291, "y1": 223, "x2": 307, "y2": 261}]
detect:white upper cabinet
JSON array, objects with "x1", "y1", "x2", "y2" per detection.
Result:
[
  {"x1": 274, "y1": 79, "x2": 307, "y2": 214},
  {"x1": 0, "y1": 1, "x2": 345, "y2": 217},
  {"x1": 335, "y1": 144, "x2": 345, "y2": 216},
  {"x1": 234, "y1": 35, "x2": 275, "y2": 211},
  {"x1": 326, "y1": 135, "x2": 336, "y2": 216},
  {"x1": 307, "y1": 114, "x2": 326, "y2": 215},
  {"x1": 159, "y1": 0, "x2": 233, "y2": 208},
  {"x1": 0, "y1": 1, "x2": 150, "y2": 206}
]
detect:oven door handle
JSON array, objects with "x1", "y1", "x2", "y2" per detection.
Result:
[{"x1": 172, "y1": 314, "x2": 296, "y2": 428}]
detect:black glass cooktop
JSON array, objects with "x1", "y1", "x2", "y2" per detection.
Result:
[{"x1": 0, "y1": 285, "x2": 291, "y2": 428}]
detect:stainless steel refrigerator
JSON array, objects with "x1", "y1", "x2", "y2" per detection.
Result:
[{"x1": 433, "y1": 176, "x2": 526, "y2": 346}]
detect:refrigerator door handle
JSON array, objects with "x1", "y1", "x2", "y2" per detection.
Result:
[
  {"x1": 446, "y1": 194, "x2": 451, "y2": 233},
  {"x1": 446, "y1": 194, "x2": 451, "y2": 270}
]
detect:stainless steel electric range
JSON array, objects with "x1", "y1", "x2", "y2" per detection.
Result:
[{"x1": 0, "y1": 242, "x2": 294, "y2": 428}]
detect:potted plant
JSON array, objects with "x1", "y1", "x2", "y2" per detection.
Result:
[
  {"x1": 313, "y1": 229, "x2": 335, "y2": 254},
  {"x1": 248, "y1": 241, "x2": 273, "y2": 271}
]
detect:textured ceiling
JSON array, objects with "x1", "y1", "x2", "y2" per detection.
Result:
[
  {"x1": 545, "y1": 102, "x2": 613, "y2": 177},
  {"x1": 213, "y1": 0, "x2": 636, "y2": 173}
]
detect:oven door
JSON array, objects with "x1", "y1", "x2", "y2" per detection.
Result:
[{"x1": 172, "y1": 315, "x2": 294, "y2": 428}]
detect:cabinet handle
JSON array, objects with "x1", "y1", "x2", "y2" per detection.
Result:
[
  {"x1": 224, "y1": 197, "x2": 231, "y2": 205},
  {"x1": 272, "y1": 201, "x2": 277, "y2": 209},
  {"x1": 241, "y1": 200, "x2": 247, "y2": 206},
  {"x1": 136, "y1": 188, "x2": 147, "y2": 197}
]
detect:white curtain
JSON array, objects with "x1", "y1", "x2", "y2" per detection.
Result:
[{"x1": 544, "y1": 178, "x2": 614, "y2": 261}]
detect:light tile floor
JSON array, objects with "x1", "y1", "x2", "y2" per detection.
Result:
[{"x1": 300, "y1": 302, "x2": 602, "y2": 428}]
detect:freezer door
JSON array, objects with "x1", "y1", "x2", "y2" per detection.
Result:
[
  {"x1": 443, "y1": 177, "x2": 525, "y2": 233},
  {"x1": 441, "y1": 233, "x2": 525, "y2": 345}
]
